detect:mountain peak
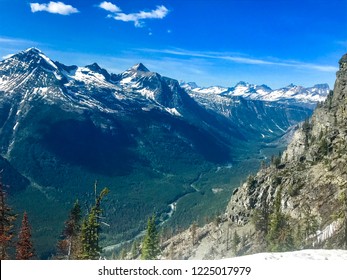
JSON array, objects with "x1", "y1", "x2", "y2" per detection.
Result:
[
  {"x1": 9, "y1": 47, "x2": 58, "y2": 71},
  {"x1": 23, "y1": 47, "x2": 43, "y2": 55},
  {"x1": 235, "y1": 81, "x2": 249, "y2": 87},
  {"x1": 180, "y1": 81, "x2": 199, "y2": 89},
  {"x1": 286, "y1": 83, "x2": 297, "y2": 88},
  {"x1": 312, "y1": 83, "x2": 330, "y2": 89},
  {"x1": 85, "y1": 62, "x2": 111, "y2": 80},
  {"x1": 131, "y1": 63, "x2": 150, "y2": 72},
  {"x1": 85, "y1": 62, "x2": 102, "y2": 72}
]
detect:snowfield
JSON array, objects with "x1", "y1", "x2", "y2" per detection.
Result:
[
  {"x1": 232, "y1": 249, "x2": 347, "y2": 260},
  {"x1": 225, "y1": 249, "x2": 347, "y2": 280}
]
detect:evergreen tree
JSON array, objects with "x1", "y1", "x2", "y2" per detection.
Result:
[
  {"x1": 190, "y1": 221, "x2": 198, "y2": 246},
  {"x1": 252, "y1": 199, "x2": 270, "y2": 235},
  {"x1": 335, "y1": 188, "x2": 347, "y2": 249},
  {"x1": 260, "y1": 160, "x2": 267, "y2": 169},
  {"x1": 119, "y1": 248, "x2": 127, "y2": 260},
  {"x1": 0, "y1": 178, "x2": 16, "y2": 260},
  {"x1": 266, "y1": 188, "x2": 294, "y2": 252},
  {"x1": 226, "y1": 223, "x2": 231, "y2": 251},
  {"x1": 80, "y1": 187, "x2": 109, "y2": 260},
  {"x1": 141, "y1": 215, "x2": 160, "y2": 260},
  {"x1": 16, "y1": 212, "x2": 34, "y2": 260},
  {"x1": 168, "y1": 242, "x2": 175, "y2": 260},
  {"x1": 57, "y1": 200, "x2": 82, "y2": 259},
  {"x1": 231, "y1": 230, "x2": 241, "y2": 254},
  {"x1": 344, "y1": 190, "x2": 347, "y2": 250},
  {"x1": 131, "y1": 240, "x2": 139, "y2": 259},
  {"x1": 302, "y1": 205, "x2": 318, "y2": 240},
  {"x1": 294, "y1": 223, "x2": 303, "y2": 249}
]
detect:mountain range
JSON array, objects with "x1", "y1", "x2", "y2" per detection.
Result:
[
  {"x1": 0, "y1": 48, "x2": 329, "y2": 258},
  {"x1": 181, "y1": 81, "x2": 329, "y2": 109}
]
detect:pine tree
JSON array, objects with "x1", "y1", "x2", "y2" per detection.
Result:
[
  {"x1": 131, "y1": 240, "x2": 139, "y2": 259},
  {"x1": 252, "y1": 199, "x2": 270, "y2": 235},
  {"x1": 190, "y1": 221, "x2": 198, "y2": 246},
  {"x1": 231, "y1": 230, "x2": 241, "y2": 254},
  {"x1": 119, "y1": 248, "x2": 127, "y2": 260},
  {"x1": 336, "y1": 188, "x2": 347, "y2": 249},
  {"x1": 266, "y1": 188, "x2": 293, "y2": 252},
  {"x1": 81, "y1": 209, "x2": 99, "y2": 259},
  {"x1": 294, "y1": 223, "x2": 303, "y2": 249},
  {"x1": 16, "y1": 212, "x2": 34, "y2": 260},
  {"x1": 80, "y1": 187, "x2": 109, "y2": 260},
  {"x1": 168, "y1": 242, "x2": 175, "y2": 260},
  {"x1": 141, "y1": 215, "x2": 160, "y2": 260},
  {"x1": 0, "y1": 178, "x2": 17, "y2": 260},
  {"x1": 57, "y1": 200, "x2": 82, "y2": 259},
  {"x1": 343, "y1": 190, "x2": 347, "y2": 250},
  {"x1": 302, "y1": 205, "x2": 318, "y2": 240}
]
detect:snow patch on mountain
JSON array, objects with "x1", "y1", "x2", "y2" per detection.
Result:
[
  {"x1": 38, "y1": 52, "x2": 58, "y2": 70},
  {"x1": 165, "y1": 107, "x2": 182, "y2": 117},
  {"x1": 65, "y1": 66, "x2": 115, "y2": 89},
  {"x1": 138, "y1": 88, "x2": 155, "y2": 99}
]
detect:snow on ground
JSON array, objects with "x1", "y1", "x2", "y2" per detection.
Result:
[
  {"x1": 224, "y1": 250, "x2": 347, "y2": 280},
  {"x1": 231, "y1": 249, "x2": 347, "y2": 260}
]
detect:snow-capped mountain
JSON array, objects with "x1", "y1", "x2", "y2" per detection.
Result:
[
  {"x1": 182, "y1": 81, "x2": 330, "y2": 109},
  {"x1": 0, "y1": 48, "x2": 322, "y2": 258}
]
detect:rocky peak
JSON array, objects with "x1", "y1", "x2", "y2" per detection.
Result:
[
  {"x1": 131, "y1": 63, "x2": 150, "y2": 73},
  {"x1": 85, "y1": 62, "x2": 102, "y2": 72},
  {"x1": 85, "y1": 62, "x2": 111, "y2": 80}
]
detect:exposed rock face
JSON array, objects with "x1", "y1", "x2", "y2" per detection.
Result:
[{"x1": 161, "y1": 53, "x2": 347, "y2": 259}]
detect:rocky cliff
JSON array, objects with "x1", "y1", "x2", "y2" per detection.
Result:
[{"x1": 160, "y1": 53, "x2": 347, "y2": 259}]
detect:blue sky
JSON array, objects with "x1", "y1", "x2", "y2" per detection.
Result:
[{"x1": 0, "y1": 0, "x2": 346, "y2": 88}]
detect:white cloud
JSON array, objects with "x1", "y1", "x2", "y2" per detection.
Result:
[
  {"x1": 111, "y1": 5, "x2": 169, "y2": 27},
  {"x1": 138, "y1": 48, "x2": 338, "y2": 72},
  {"x1": 30, "y1": 1, "x2": 79, "y2": 15},
  {"x1": 0, "y1": 36, "x2": 40, "y2": 49},
  {"x1": 98, "y1": 1, "x2": 121, "y2": 13},
  {"x1": 0, "y1": 37, "x2": 28, "y2": 44}
]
